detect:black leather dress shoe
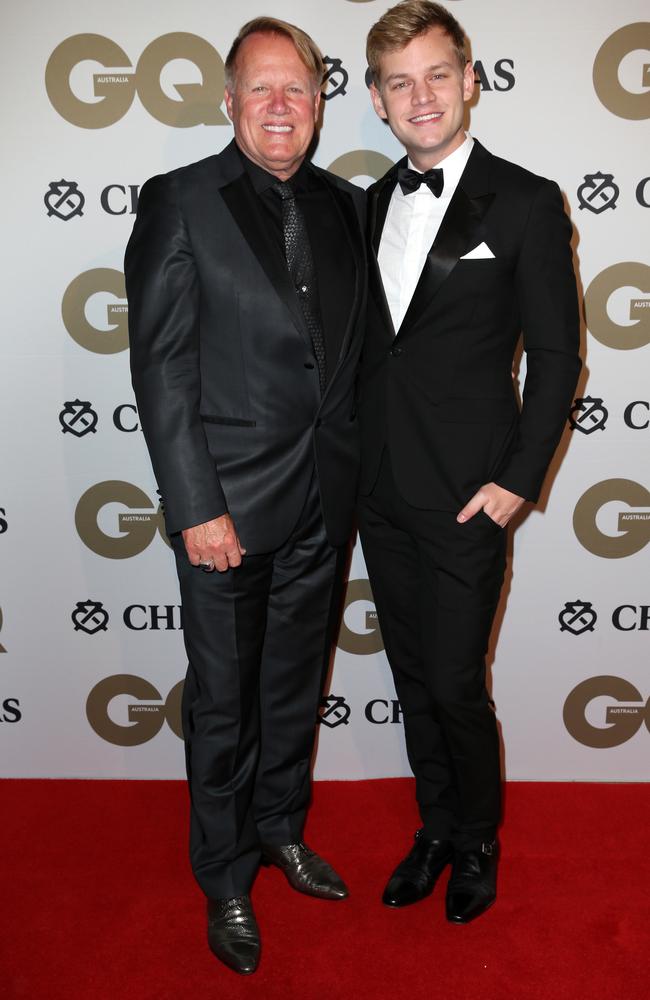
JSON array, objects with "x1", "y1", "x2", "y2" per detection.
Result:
[
  {"x1": 446, "y1": 841, "x2": 499, "y2": 924},
  {"x1": 261, "y1": 842, "x2": 348, "y2": 899},
  {"x1": 207, "y1": 895, "x2": 260, "y2": 975},
  {"x1": 382, "y1": 830, "x2": 453, "y2": 907}
]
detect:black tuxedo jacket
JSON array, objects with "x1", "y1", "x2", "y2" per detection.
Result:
[
  {"x1": 359, "y1": 140, "x2": 581, "y2": 508},
  {"x1": 125, "y1": 140, "x2": 367, "y2": 551}
]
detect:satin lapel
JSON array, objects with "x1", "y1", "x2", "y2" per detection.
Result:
[
  {"x1": 324, "y1": 180, "x2": 364, "y2": 375},
  {"x1": 219, "y1": 171, "x2": 312, "y2": 350},
  {"x1": 369, "y1": 165, "x2": 402, "y2": 340},
  {"x1": 398, "y1": 151, "x2": 495, "y2": 336}
]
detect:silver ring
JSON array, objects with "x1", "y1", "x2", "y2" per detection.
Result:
[{"x1": 199, "y1": 560, "x2": 214, "y2": 572}]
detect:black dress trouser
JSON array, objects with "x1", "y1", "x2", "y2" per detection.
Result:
[
  {"x1": 358, "y1": 451, "x2": 507, "y2": 849},
  {"x1": 172, "y1": 472, "x2": 344, "y2": 899}
]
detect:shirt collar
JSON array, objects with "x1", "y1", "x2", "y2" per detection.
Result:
[
  {"x1": 405, "y1": 132, "x2": 474, "y2": 198},
  {"x1": 236, "y1": 144, "x2": 314, "y2": 194}
]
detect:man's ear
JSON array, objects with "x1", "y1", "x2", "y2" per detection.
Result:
[
  {"x1": 370, "y1": 82, "x2": 388, "y2": 121},
  {"x1": 313, "y1": 88, "x2": 321, "y2": 122},
  {"x1": 224, "y1": 87, "x2": 234, "y2": 122},
  {"x1": 462, "y1": 60, "x2": 475, "y2": 103}
]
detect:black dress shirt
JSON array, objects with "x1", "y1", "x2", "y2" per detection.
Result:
[{"x1": 237, "y1": 147, "x2": 355, "y2": 383}]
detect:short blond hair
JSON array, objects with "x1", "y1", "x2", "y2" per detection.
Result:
[
  {"x1": 367, "y1": 1, "x2": 468, "y2": 86},
  {"x1": 225, "y1": 17, "x2": 325, "y2": 91}
]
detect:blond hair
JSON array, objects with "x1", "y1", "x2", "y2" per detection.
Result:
[
  {"x1": 225, "y1": 17, "x2": 324, "y2": 91},
  {"x1": 367, "y1": 1, "x2": 468, "y2": 85}
]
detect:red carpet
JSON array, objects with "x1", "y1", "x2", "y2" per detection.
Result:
[{"x1": 3, "y1": 779, "x2": 648, "y2": 999}]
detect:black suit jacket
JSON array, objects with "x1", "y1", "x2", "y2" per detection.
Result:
[
  {"x1": 359, "y1": 140, "x2": 581, "y2": 508},
  {"x1": 125, "y1": 140, "x2": 367, "y2": 550}
]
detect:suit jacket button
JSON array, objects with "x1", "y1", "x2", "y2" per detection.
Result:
[
  {"x1": 304, "y1": 362, "x2": 315, "y2": 369},
  {"x1": 390, "y1": 345, "x2": 403, "y2": 357},
  {"x1": 315, "y1": 418, "x2": 322, "y2": 428}
]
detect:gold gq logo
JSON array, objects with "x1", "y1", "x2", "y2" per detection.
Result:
[
  {"x1": 564, "y1": 676, "x2": 650, "y2": 748},
  {"x1": 573, "y1": 479, "x2": 650, "y2": 558},
  {"x1": 75, "y1": 481, "x2": 169, "y2": 558},
  {"x1": 584, "y1": 263, "x2": 650, "y2": 351},
  {"x1": 45, "y1": 33, "x2": 227, "y2": 128},
  {"x1": 87, "y1": 675, "x2": 183, "y2": 746},
  {"x1": 593, "y1": 23, "x2": 650, "y2": 120},
  {"x1": 337, "y1": 580, "x2": 383, "y2": 654},
  {"x1": 328, "y1": 151, "x2": 394, "y2": 184},
  {"x1": 63, "y1": 269, "x2": 128, "y2": 354}
]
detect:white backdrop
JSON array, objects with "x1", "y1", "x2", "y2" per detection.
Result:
[{"x1": 1, "y1": 1, "x2": 649, "y2": 780}]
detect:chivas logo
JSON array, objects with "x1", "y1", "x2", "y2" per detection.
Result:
[
  {"x1": 319, "y1": 695, "x2": 351, "y2": 728},
  {"x1": 44, "y1": 179, "x2": 85, "y2": 220},
  {"x1": 322, "y1": 56, "x2": 349, "y2": 100},
  {"x1": 0, "y1": 607, "x2": 6, "y2": 653},
  {"x1": 569, "y1": 397, "x2": 609, "y2": 434},
  {"x1": 59, "y1": 400, "x2": 98, "y2": 437},
  {"x1": 0, "y1": 508, "x2": 6, "y2": 534},
  {"x1": 72, "y1": 601, "x2": 109, "y2": 635},
  {"x1": 559, "y1": 601, "x2": 598, "y2": 635},
  {"x1": 577, "y1": 172, "x2": 619, "y2": 214}
]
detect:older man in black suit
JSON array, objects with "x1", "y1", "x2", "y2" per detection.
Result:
[{"x1": 126, "y1": 17, "x2": 366, "y2": 975}]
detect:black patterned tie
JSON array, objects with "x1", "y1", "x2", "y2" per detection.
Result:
[
  {"x1": 397, "y1": 166, "x2": 444, "y2": 197},
  {"x1": 274, "y1": 180, "x2": 327, "y2": 395}
]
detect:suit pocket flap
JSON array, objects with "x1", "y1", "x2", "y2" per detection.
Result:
[
  {"x1": 435, "y1": 397, "x2": 518, "y2": 424},
  {"x1": 201, "y1": 415, "x2": 256, "y2": 427}
]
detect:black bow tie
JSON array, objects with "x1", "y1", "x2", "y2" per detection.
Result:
[{"x1": 397, "y1": 166, "x2": 444, "y2": 197}]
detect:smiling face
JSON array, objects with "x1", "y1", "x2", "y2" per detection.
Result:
[
  {"x1": 225, "y1": 31, "x2": 320, "y2": 181},
  {"x1": 370, "y1": 26, "x2": 474, "y2": 170}
]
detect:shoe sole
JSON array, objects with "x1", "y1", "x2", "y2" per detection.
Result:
[{"x1": 447, "y1": 897, "x2": 495, "y2": 924}]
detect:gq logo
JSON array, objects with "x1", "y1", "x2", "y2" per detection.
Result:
[
  {"x1": 337, "y1": 579, "x2": 383, "y2": 654},
  {"x1": 75, "y1": 481, "x2": 169, "y2": 559},
  {"x1": 62, "y1": 269, "x2": 128, "y2": 354},
  {"x1": 45, "y1": 33, "x2": 227, "y2": 128},
  {"x1": 573, "y1": 479, "x2": 650, "y2": 558},
  {"x1": 584, "y1": 263, "x2": 650, "y2": 351},
  {"x1": 86, "y1": 675, "x2": 183, "y2": 746},
  {"x1": 564, "y1": 677, "x2": 650, "y2": 748},
  {"x1": 593, "y1": 23, "x2": 650, "y2": 120},
  {"x1": 328, "y1": 150, "x2": 394, "y2": 184}
]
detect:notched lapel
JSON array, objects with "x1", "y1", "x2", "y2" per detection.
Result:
[
  {"x1": 219, "y1": 172, "x2": 312, "y2": 350},
  {"x1": 398, "y1": 186, "x2": 494, "y2": 335}
]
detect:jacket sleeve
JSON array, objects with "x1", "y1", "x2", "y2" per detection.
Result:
[
  {"x1": 125, "y1": 172, "x2": 227, "y2": 534},
  {"x1": 495, "y1": 179, "x2": 582, "y2": 501}
]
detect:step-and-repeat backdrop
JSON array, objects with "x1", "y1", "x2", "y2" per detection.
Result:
[{"x1": 1, "y1": 1, "x2": 648, "y2": 780}]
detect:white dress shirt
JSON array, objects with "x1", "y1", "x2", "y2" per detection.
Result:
[{"x1": 378, "y1": 133, "x2": 474, "y2": 333}]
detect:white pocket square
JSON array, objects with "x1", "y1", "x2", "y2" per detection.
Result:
[{"x1": 460, "y1": 242, "x2": 495, "y2": 260}]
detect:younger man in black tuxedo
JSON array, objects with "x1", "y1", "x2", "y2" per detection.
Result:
[{"x1": 358, "y1": 1, "x2": 580, "y2": 922}]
